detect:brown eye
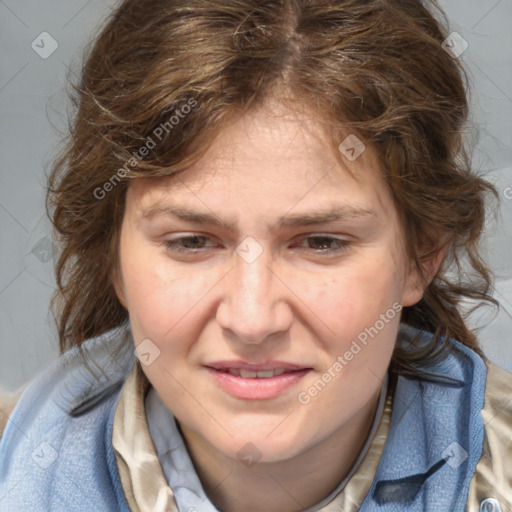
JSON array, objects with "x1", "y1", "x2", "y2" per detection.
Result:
[
  {"x1": 164, "y1": 235, "x2": 215, "y2": 252},
  {"x1": 307, "y1": 236, "x2": 337, "y2": 250},
  {"x1": 294, "y1": 236, "x2": 349, "y2": 254}
]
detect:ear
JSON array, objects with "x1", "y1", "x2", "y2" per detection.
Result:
[{"x1": 402, "y1": 245, "x2": 447, "y2": 307}]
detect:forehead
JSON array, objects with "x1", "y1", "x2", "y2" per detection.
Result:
[{"x1": 126, "y1": 102, "x2": 391, "y2": 218}]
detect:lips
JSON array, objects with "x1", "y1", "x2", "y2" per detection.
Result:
[
  {"x1": 204, "y1": 361, "x2": 312, "y2": 399},
  {"x1": 206, "y1": 361, "x2": 307, "y2": 377},
  {"x1": 206, "y1": 361, "x2": 307, "y2": 372},
  {"x1": 220, "y1": 368, "x2": 287, "y2": 378}
]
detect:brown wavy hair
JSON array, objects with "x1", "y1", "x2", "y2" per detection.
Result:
[{"x1": 47, "y1": 0, "x2": 497, "y2": 374}]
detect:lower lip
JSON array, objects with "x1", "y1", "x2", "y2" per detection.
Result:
[{"x1": 205, "y1": 368, "x2": 311, "y2": 400}]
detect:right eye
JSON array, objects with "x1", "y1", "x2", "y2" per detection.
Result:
[{"x1": 163, "y1": 234, "x2": 218, "y2": 253}]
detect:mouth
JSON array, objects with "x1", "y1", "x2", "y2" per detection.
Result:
[
  {"x1": 206, "y1": 361, "x2": 309, "y2": 377},
  {"x1": 204, "y1": 361, "x2": 312, "y2": 399},
  {"x1": 214, "y1": 368, "x2": 291, "y2": 378}
]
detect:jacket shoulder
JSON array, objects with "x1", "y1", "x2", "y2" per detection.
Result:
[
  {"x1": 0, "y1": 325, "x2": 134, "y2": 432},
  {"x1": 0, "y1": 325, "x2": 135, "y2": 511}
]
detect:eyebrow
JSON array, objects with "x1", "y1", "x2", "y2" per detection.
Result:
[{"x1": 141, "y1": 203, "x2": 376, "y2": 232}]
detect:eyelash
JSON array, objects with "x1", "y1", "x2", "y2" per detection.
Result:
[
  {"x1": 163, "y1": 234, "x2": 349, "y2": 255},
  {"x1": 163, "y1": 235, "x2": 217, "y2": 252},
  {"x1": 294, "y1": 235, "x2": 349, "y2": 254}
]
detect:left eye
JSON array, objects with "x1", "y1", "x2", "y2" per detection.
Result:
[{"x1": 294, "y1": 236, "x2": 348, "y2": 253}]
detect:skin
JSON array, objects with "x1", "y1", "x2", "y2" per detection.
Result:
[{"x1": 114, "y1": 100, "x2": 429, "y2": 512}]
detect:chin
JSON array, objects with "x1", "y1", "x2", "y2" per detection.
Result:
[{"x1": 222, "y1": 432, "x2": 309, "y2": 465}]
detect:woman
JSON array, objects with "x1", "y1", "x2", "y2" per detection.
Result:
[{"x1": 0, "y1": 0, "x2": 510, "y2": 510}]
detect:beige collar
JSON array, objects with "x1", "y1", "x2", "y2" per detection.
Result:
[{"x1": 112, "y1": 361, "x2": 393, "y2": 512}]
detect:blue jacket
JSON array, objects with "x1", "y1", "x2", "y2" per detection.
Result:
[{"x1": 0, "y1": 326, "x2": 507, "y2": 511}]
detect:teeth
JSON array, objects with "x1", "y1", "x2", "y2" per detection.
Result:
[
  {"x1": 240, "y1": 369, "x2": 258, "y2": 378},
  {"x1": 224, "y1": 368, "x2": 290, "y2": 378},
  {"x1": 255, "y1": 370, "x2": 275, "y2": 378}
]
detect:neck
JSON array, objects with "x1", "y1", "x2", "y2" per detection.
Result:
[{"x1": 179, "y1": 387, "x2": 382, "y2": 512}]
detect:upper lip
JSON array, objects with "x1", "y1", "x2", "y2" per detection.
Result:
[{"x1": 205, "y1": 361, "x2": 309, "y2": 371}]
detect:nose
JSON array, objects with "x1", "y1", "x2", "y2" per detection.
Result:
[{"x1": 215, "y1": 250, "x2": 294, "y2": 344}]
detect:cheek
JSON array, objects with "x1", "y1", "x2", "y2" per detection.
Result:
[
  {"x1": 306, "y1": 265, "x2": 402, "y2": 406},
  {"x1": 314, "y1": 258, "x2": 403, "y2": 337},
  {"x1": 120, "y1": 240, "x2": 214, "y2": 342}
]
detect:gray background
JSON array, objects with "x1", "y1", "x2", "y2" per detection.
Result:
[{"x1": 0, "y1": 0, "x2": 511, "y2": 391}]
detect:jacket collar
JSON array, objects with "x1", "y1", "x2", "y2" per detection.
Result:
[{"x1": 362, "y1": 328, "x2": 487, "y2": 510}]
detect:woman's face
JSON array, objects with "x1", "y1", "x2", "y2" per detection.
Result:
[{"x1": 115, "y1": 102, "x2": 422, "y2": 464}]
